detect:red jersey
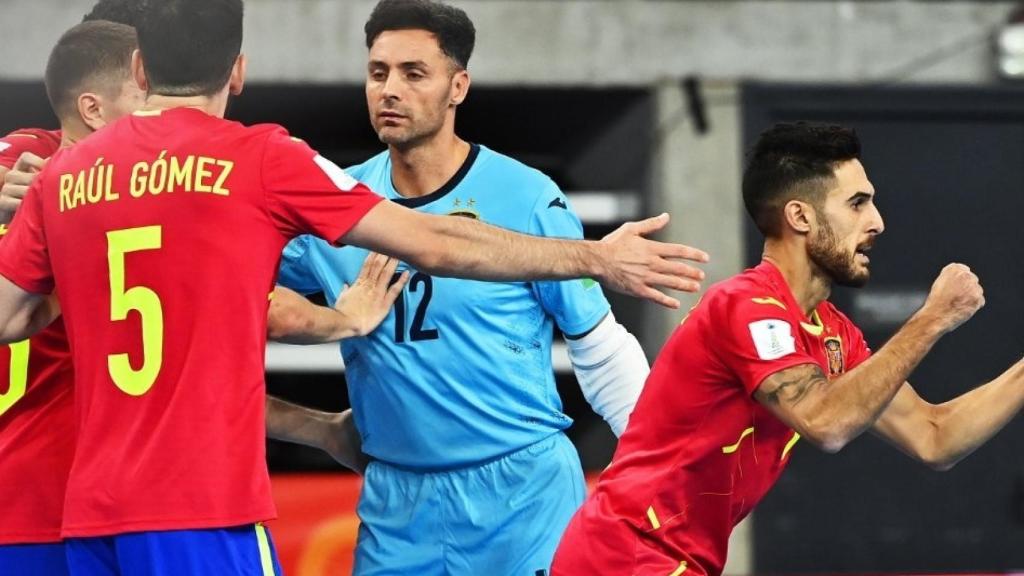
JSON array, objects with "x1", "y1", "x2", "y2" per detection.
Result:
[
  {"x1": 552, "y1": 261, "x2": 871, "y2": 576},
  {"x1": 0, "y1": 127, "x2": 73, "y2": 544},
  {"x1": 0, "y1": 108, "x2": 382, "y2": 537}
]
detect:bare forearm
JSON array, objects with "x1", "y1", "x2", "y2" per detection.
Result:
[
  {"x1": 405, "y1": 215, "x2": 604, "y2": 282},
  {"x1": 931, "y1": 359, "x2": 1024, "y2": 467},
  {"x1": 265, "y1": 397, "x2": 367, "y2": 473},
  {"x1": 265, "y1": 395, "x2": 337, "y2": 449},
  {"x1": 267, "y1": 287, "x2": 356, "y2": 344},
  {"x1": 759, "y1": 310, "x2": 947, "y2": 452},
  {"x1": 0, "y1": 289, "x2": 58, "y2": 344}
]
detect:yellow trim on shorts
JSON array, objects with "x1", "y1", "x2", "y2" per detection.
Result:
[
  {"x1": 721, "y1": 427, "x2": 754, "y2": 454},
  {"x1": 255, "y1": 522, "x2": 275, "y2": 576},
  {"x1": 669, "y1": 560, "x2": 688, "y2": 575},
  {"x1": 647, "y1": 506, "x2": 661, "y2": 530}
]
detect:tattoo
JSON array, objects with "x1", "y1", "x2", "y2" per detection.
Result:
[{"x1": 756, "y1": 364, "x2": 828, "y2": 407}]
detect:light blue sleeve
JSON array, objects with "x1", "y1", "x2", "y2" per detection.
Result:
[
  {"x1": 528, "y1": 182, "x2": 611, "y2": 336},
  {"x1": 277, "y1": 235, "x2": 322, "y2": 295}
]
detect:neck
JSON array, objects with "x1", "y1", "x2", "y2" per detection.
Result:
[
  {"x1": 60, "y1": 122, "x2": 89, "y2": 148},
  {"x1": 762, "y1": 237, "x2": 831, "y2": 316},
  {"x1": 141, "y1": 90, "x2": 229, "y2": 118},
  {"x1": 388, "y1": 131, "x2": 470, "y2": 199}
]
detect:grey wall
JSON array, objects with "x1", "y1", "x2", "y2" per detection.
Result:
[{"x1": 0, "y1": 1, "x2": 1016, "y2": 85}]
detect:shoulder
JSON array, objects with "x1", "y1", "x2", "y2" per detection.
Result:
[
  {"x1": 474, "y1": 145, "x2": 560, "y2": 200},
  {"x1": 344, "y1": 149, "x2": 389, "y2": 181},
  {"x1": 0, "y1": 127, "x2": 62, "y2": 167}
]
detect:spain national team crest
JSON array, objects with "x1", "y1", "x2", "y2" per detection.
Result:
[{"x1": 824, "y1": 336, "x2": 844, "y2": 376}]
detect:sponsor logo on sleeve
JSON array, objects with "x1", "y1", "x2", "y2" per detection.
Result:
[
  {"x1": 748, "y1": 319, "x2": 796, "y2": 360},
  {"x1": 547, "y1": 197, "x2": 568, "y2": 210}
]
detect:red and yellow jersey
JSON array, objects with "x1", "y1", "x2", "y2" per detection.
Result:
[
  {"x1": 0, "y1": 128, "x2": 72, "y2": 544},
  {"x1": 552, "y1": 261, "x2": 870, "y2": 576},
  {"x1": 0, "y1": 128, "x2": 62, "y2": 168},
  {"x1": 0, "y1": 108, "x2": 382, "y2": 537}
]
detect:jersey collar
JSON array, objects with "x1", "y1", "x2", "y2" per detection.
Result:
[{"x1": 390, "y1": 143, "x2": 480, "y2": 208}]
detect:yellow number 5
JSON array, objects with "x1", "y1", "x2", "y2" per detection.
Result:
[
  {"x1": 0, "y1": 341, "x2": 30, "y2": 416},
  {"x1": 107, "y1": 226, "x2": 164, "y2": 396}
]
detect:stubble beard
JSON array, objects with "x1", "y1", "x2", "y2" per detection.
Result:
[{"x1": 808, "y1": 218, "x2": 870, "y2": 288}]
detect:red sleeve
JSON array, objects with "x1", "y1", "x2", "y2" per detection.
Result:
[
  {"x1": 0, "y1": 129, "x2": 61, "y2": 169},
  {"x1": 260, "y1": 130, "x2": 383, "y2": 244},
  {"x1": 710, "y1": 292, "x2": 820, "y2": 395},
  {"x1": 0, "y1": 176, "x2": 54, "y2": 294},
  {"x1": 841, "y1": 315, "x2": 872, "y2": 370}
]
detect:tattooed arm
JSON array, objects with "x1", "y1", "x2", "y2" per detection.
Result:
[
  {"x1": 753, "y1": 264, "x2": 984, "y2": 453},
  {"x1": 870, "y1": 359, "x2": 1024, "y2": 470}
]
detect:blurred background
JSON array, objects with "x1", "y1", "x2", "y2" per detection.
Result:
[{"x1": 2, "y1": 1, "x2": 1023, "y2": 574}]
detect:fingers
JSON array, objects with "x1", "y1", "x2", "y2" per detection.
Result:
[
  {"x1": 655, "y1": 242, "x2": 710, "y2": 264},
  {"x1": 638, "y1": 286, "x2": 680, "y2": 310},
  {"x1": 379, "y1": 254, "x2": 401, "y2": 284},
  {"x1": 646, "y1": 272, "x2": 702, "y2": 294},
  {"x1": 385, "y1": 271, "x2": 409, "y2": 305},
  {"x1": 623, "y1": 212, "x2": 670, "y2": 237},
  {"x1": 12, "y1": 152, "x2": 45, "y2": 174},
  {"x1": 357, "y1": 252, "x2": 387, "y2": 283}
]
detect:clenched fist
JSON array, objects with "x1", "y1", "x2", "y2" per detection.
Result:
[{"x1": 922, "y1": 263, "x2": 985, "y2": 334}]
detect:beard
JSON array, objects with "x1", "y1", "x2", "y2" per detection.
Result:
[{"x1": 808, "y1": 218, "x2": 870, "y2": 288}]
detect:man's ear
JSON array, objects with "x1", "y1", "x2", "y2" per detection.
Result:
[
  {"x1": 131, "y1": 49, "x2": 149, "y2": 93},
  {"x1": 229, "y1": 53, "x2": 247, "y2": 96},
  {"x1": 77, "y1": 92, "x2": 106, "y2": 131},
  {"x1": 782, "y1": 199, "x2": 816, "y2": 235},
  {"x1": 449, "y1": 69, "x2": 470, "y2": 107}
]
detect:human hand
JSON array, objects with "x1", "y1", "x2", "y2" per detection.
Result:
[
  {"x1": 597, "y1": 213, "x2": 709, "y2": 309},
  {"x1": 324, "y1": 409, "x2": 369, "y2": 474},
  {"x1": 335, "y1": 253, "x2": 409, "y2": 337},
  {"x1": 921, "y1": 263, "x2": 985, "y2": 333},
  {"x1": 0, "y1": 152, "x2": 45, "y2": 223}
]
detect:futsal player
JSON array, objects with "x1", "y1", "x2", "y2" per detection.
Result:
[
  {"x1": 551, "y1": 122, "x2": 1024, "y2": 576},
  {"x1": 0, "y1": 1, "x2": 707, "y2": 573},
  {"x1": 272, "y1": 1, "x2": 652, "y2": 573},
  {"x1": 0, "y1": 19, "x2": 143, "y2": 576}
]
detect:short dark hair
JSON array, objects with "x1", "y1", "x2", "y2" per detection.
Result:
[
  {"x1": 136, "y1": 0, "x2": 243, "y2": 97},
  {"x1": 82, "y1": 0, "x2": 146, "y2": 27},
  {"x1": 45, "y1": 21, "x2": 138, "y2": 121},
  {"x1": 365, "y1": 0, "x2": 476, "y2": 69},
  {"x1": 742, "y1": 122, "x2": 862, "y2": 237}
]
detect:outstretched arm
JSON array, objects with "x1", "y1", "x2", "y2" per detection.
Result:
[
  {"x1": 268, "y1": 253, "x2": 407, "y2": 344},
  {"x1": 265, "y1": 396, "x2": 368, "y2": 474},
  {"x1": 754, "y1": 264, "x2": 985, "y2": 452},
  {"x1": 342, "y1": 201, "x2": 709, "y2": 309},
  {"x1": 872, "y1": 358, "x2": 1024, "y2": 470}
]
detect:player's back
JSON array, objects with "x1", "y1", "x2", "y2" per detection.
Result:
[{"x1": 11, "y1": 107, "x2": 379, "y2": 537}]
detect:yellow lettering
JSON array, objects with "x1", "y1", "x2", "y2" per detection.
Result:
[
  {"x1": 71, "y1": 170, "x2": 86, "y2": 208},
  {"x1": 194, "y1": 157, "x2": 214, "y2": 193},
  {"x1": 86, "y1": 161, "x2": 101, "y2": 204},
  {"x1": 169, "y1": 155, "x2": 194, "y2": 192},
  {"x1": 130, "y1": 162, "x2": 148, "y2": 198},
  {"x1": 212, "y1": 160, "x2": 233, "y2": 196},
  {"x1": 59, "y1": 174, "x2": 74, "y2": 212},
  {"x1": 149, "y1": 151, "x2": 168, "y2": 195},
  {"x1": 104, "y1": 164, "x2": 118, "y2": 202}
]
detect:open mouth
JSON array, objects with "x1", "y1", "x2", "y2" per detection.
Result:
[{"x1": 855, "y1": 243, "x2": 873, "y2": 264}]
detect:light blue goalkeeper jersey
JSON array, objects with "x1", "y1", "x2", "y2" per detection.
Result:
[{"x1": 277, "y1": 144, "x2": 610, "y2": 470}]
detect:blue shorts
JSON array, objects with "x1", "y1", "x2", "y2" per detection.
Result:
[
  {"x1": 355, "y1": 432, "x2": 586, "y2": 576},
  {"x1": 65, "y1": 524, "x2": 283, "y2": 576},
  {"x1": 0, "y1": 542, "x2": 69, "y2": 576}
]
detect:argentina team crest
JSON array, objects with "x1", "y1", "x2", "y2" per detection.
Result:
[{"x1": 824, "y1": 336, "x2": 844, "y2": 376}]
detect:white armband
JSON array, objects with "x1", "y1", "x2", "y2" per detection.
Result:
[{"x1": 566, "y1": 312, "x2": 649, "y2": 437}]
